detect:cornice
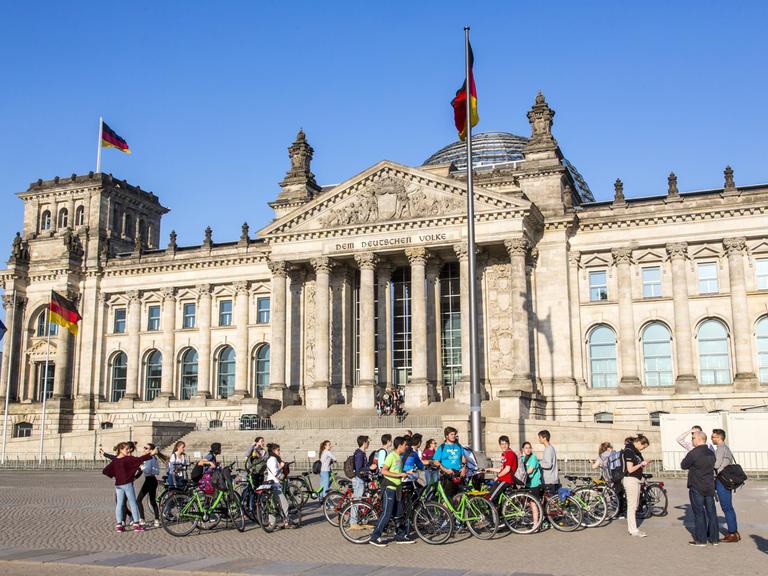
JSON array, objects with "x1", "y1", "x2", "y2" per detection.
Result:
[
  {"x1": 102, "y1": 253, "x2": 269, "y2": 277},
  {"x1": 577, "y1": 204, "x2": 768, "y2": 231}
]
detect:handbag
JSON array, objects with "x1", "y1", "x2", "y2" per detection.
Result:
[{"x1": 717, "y1": 463, "x2": 747, "y2": 490}]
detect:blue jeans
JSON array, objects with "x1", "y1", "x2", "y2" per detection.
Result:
[
  {"x1": 350, "y1": 476, "x2": 365, "y2": 525},
  {"x1": 689, "y1": 488, "x2": 718, "y2": 544},
  {"x1": 715, "y1": 479, "x2": 738, "y2": 534},
  {"x1": 320, "y1": 471, "x2": 331, "y2": 499},
  {"x1": 371, "y1": 487, "x2": 407, "y2": 541},
  {"x1": 115, "y1": 483, "x2": 141, "y2": 524},
  {"x1": 424, "y1": 468, "x2": 439, "y2": 487}
]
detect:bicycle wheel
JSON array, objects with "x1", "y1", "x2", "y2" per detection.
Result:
[
  {"x1": 598, "y1": 485, "x2": 620, "y2": 520},
  {"x1": 647, "y1": 485, "x2": 668, "y2": 516},
  {"x1": 545, "y1": 495, "x2": 583, "y2": 532},
  {"x1": 465, "y1": 495, "x2": 498, "y2": 540},
  {"x1": 573, "y1": 488, "x2": 607, "y2": 528},
  {"x1": 227, "y1": 492, "x2": 246, "y2": 532},
  {"x1": 322, "y1": 490, "x2": 346, "y2": 527},
  {"x1": 501, "y1": 492, "x2": 542, "y2": 534},
  {"x1": 160, "y1": 493, "x2": 199, "y2": 537},
  {"x1": 338, "y1": 501, "x2": 378, "y2": 544},
  {"x1": 285, "y1": 482, "x2": 304, "y2": 510},
  {"x1": 198, "y1": 494, "x2": 221, "y2": 530},
  {"x1": 241, "y1": 486, "x2": 258, "y2": 523},
  {"x1": 257, "y1": 493, "x2": 280, "y2": 533},
  {"x1": 413, "y1": 501, "x2": 453, "y2": 545}
]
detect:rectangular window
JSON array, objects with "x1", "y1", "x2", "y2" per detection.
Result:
[
  {"x1": 589, "y1": 271, "x2": 608, "y2": 301},
  {"x1": 219, "y1": 299, "x2": 232, "y2": 326},
  {"x1": 257, "y1": 297, "x2": 270, "y2": 324},
  {"x1": 698, "y1": 262, "x2": 719, "y2": 294},
  {"x1": 35, "y1": 363, "x2": 55, "y2": 402},
  {"x1": 756, "y1": 259, "x2": 768, "y2": 290},
  {"x1": 182, "y1": 302, "x2": 196, "y2": 329},
  {"x1": 147, "y1": 305, "x2": 160, "y2": 331},
  {"x1": 642, "y1": 266, "x2": 662, "y2": 298},
  {"x1": 114, "y1": 308, "x2": 126, "y2": 334}
]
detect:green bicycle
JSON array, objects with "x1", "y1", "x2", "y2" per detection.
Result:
[
  {"x1": 161, "y1": 466, "x2": 246, "y2": 537},
  {"x1": 289, "y1": 468, "x2": 351, "y2": 508},
  {"x1": 493, "y1": 484, "x2": 544, "y2": 534},
  {"x1": 413, "y1": 475, "x2": 498, "y2": 544}
]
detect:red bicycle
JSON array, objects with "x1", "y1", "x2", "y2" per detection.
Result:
[{"x1": 322, "y1": 476, "x2": 381, "y2": 526}]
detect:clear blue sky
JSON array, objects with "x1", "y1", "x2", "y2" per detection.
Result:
[{"x1": 1, "y1": 1, "x2": 767, "y2": 322}]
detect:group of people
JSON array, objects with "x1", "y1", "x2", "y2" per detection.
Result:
[{"x1": 375, "y1": 387, "x2": 406, "y2": 418}]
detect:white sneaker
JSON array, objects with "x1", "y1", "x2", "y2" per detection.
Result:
[
  {"x1": 630, "y1": 531, "x2": 647, "y2": 538},
  {"x1": 154, "y1": 520, "x2": 160, "y2": 528}
]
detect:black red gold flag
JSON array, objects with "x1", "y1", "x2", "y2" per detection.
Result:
[
  {"x1": 101, "y1": 122, "x2": 131, "y2": 154},
  {"x1": 450, "y1": 42, "x2": 479, "y2": 141},
  {"x1": 49, "y1": 291, "x2": 82, "y2": 336}
]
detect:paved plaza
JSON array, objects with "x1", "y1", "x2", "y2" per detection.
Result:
[{"x1": 0, "y1": 472, "x2": 766, "y2": 576}]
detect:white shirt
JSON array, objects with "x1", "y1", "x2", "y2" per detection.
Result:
[{"x1": 266, "y1": 456, "x2": 284, "y2": 483}]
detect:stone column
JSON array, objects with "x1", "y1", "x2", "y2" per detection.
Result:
[
  {"x1": 264, "y1": 260, "x2": 291, "y2": 405},
  {"x1": 53, "y1": 305, "x2": 72, "y2": 399},
  {"x1": 124, "y1": 290, "x2": 141, "y2": 400},
  {"x1": 406, "y1": 247, "x2": 430, "y2": 406},
  {"x1": 426, "y1": 258, "x2": 442, "y2": 399},
  {"x1": 567, "y1": 251, "x2": 585, "y2": 389},
  {"x1": 376, "y1": 262, "x2": 393, "y2": 390},
  {"x1": 454, "y1": 243, "x2": 471, "y2": 400},
  {"x1": 0, "y1": 294, "x2": 24, "y2": 402},
  {"x1": 306, "y1": 257, "x2": 333, "y2": 409},
  {"x1": 724, "y1": 237, "x2": 757, "y2": 390},
  {"x1": 666, "y1": 243, "x2": 697, "y2": 391},
  {"x1": 233, "y1": 281, "x2": 250, "y2": 398},
  {"x1": 353, "y1": 251, "x2": 377, "y2": 408},
  {"x1": 287, "y1": 268, "x2": 305, "y2": 395},
  {"x1": 505, "y1": 238, "x2": 533, "y2": 393},
  {"x1": 159, "y1": 288, "x2": 176, "y2": 399},
  {"x1": 612, "y1": 247, "x2": 641, "y2": 393},
  {"x1": 195, "y1": 284, "x2": 212, "y2": 399}
]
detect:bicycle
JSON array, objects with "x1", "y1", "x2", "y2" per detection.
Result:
[
  {"x1": 160, "y1": 463, "x2": 245, "y2": 536},
  {"x1": 413, "y1": 473, "x2": 499, "y2": 543},
  {"x1": 486, "y1": 482, "x2": 544, "y2": 535},
  {"x1": 289, "y1": 468, "x2": 351, "y2": 508},
  {"x1": 541, "y1": 485, "x2": 584, "y2": 532},
  {"x1": 637, "y1": 474, "x2": 668, "y2": 518},
  {"x1": 256, "y1": 481, "x2": 302, "y2": 532},
  {"x1": 562, "y1": 475, "x2": 608, "y2": 527},
  {"x1": 323, "y1": 476, "x2": 380, "y2": 527}
]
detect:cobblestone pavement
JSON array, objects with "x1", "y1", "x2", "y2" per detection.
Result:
[{"x1": 0, "y1": 472, "x2": 766, "y2": 576}]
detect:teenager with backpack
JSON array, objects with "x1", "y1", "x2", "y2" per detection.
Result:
[
  {"x1": 521, "y1": 441, "x2": 543, "y2": 529},
  {"x1": 485, "y1": 435, "x2": 517, "y2": 504},
  {"x1": 372, "y1": 434, "x2": 392, "y2": 474},
  {"x1": 431, "y1": 427, "x2": 466, "y2": 502},
  {"x1": 348, "y1": 435, "x2": 374, "y2": 530},
  {"x1": 369, "y1": 436, "x2": 415, "y2": 547},
  {"x1": 622, "y1": 434, "x2": 650, "y2": 538}
]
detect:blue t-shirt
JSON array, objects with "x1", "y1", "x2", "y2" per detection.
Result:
[
  {"x1": 433, "y1": 442, "x2": 464, "y2": 471},
  {"x1": 403, "y1": 449, "x2": 424, "y2": 473}
]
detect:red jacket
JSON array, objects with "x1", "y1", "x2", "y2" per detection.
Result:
[{"x1": 103, "y1": 454, "x2": 152, "y2": 486}]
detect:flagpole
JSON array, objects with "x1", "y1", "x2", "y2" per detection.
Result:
[
  {"x1": 1, "y1": 287, "x2": 16, "y2": 464},
  {"x1": 38, "y1": 293, "x2": 53, "y2": 462},
  {"x1": 464, "y1": 27, "x2": 482, "y2": 454},
  {"x1": 96, "y1": 116, "x2": 103, "y2": 173}
]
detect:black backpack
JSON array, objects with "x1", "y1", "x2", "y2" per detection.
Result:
[
  {"x1": 311, "y1": 459, "x2": 322, "y2": 475},
  {"x1": 343, "y1": 454, "x2": 357, "y2": 479}
]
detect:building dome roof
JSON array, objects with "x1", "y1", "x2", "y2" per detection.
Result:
[{"x1": 422, "y1": 131, "x2": 527, "y2": 172}]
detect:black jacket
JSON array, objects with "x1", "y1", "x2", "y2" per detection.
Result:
[{"x1": 680, "y1": 444, "x2": 715, "y2": 496}]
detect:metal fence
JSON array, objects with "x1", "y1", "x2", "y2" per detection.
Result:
[{"x1": 202, "y1": 416, "x2": 278, "y2": 432}]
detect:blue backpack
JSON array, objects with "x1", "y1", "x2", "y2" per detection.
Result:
[{"x1": 606, "y1": 450, "x2": 625, "y2": 483}]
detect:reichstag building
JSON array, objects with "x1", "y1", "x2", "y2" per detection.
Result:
[{"x1": 2, "y1": 92, "x2": 767, "y2": 438}]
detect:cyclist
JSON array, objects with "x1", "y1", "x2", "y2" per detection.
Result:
[
  {"x1": 369, "y1": 436, "x2": 415, "y2": 547},
  {"x1": 319, "y1": 440, "x2": 335, "y2": 500},
  {"x1": 265, "y1": 443, "x2": 293, "y2": 529},
  {"x1": 421, "y1": 438, "x2": 438, "y2": 486},
  {"x1": 373, "y1": 434, "x2": 392, "y2": 474},
  {"x1": 402, "y1": 433, "x2": 426, "y2": 488},
  {"x1": 349, "y1": 435, "x2": 374, "y2": 530},
  {"x1": 538, "y1": 430, "x2": 560, "y2": 494},
  {"x1": 431, "y1": 426, "x2": 466, "y2": 503},
  {"x1": 485, "y1": 435, "x2": 517, "y2": 503},
  {"x1": 167, "y1": 441, "x2": 188, "y2": 488},
  {"x1": 244, "y1": 436, "x2": 268, "y2": 485},
  {"x1": 521, "y1": 441, "x2": 543, "y2": 529}
]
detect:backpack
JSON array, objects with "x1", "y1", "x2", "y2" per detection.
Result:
[
  {"x1": 514, "y1": 452, "x2": 528, "y2": 485},
  {"x1": 606, "y1": 450, "x2": 625, "y2": 483},
  {"x1": 343, "y1": 454, "x2": 357, "y2": 479},
  {"x1": 198, "y1": 470, "x2": 215, "y2": 494},
  {"x1": 311, "y1": 459, "x2": 322, "y2": 475}
]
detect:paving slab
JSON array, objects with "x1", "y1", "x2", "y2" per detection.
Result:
[
  {"x1": 127, "y1": 554, "x2": 192, "y2": 569},
  {"x1": 91, "y1": 552, "x2": 161, "y2": 567},
  {"x1": 298, "y1": 563, "x2": 387, "y2": 576},
  {"x1": 58, "y1": 551, "x2": 132, "y2": 565},
  {"x1": 27, "y1": 550, "x2": 95, "y2": 563},
  {"x1": 167, "y1": 556, "x2": 235, "y2": 572},
  {"x1": 0, "y1": 549, "x2": 57, "y2": 561},
  {"x1": 240, "y1": 561, "x2": 325, "y2": 575},
  {"x1": 0, "y1": 549, "x2": 26, "y2": 559}
]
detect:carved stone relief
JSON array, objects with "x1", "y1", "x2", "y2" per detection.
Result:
[
  {"x1": 303, "y1": 279, "x2": 316, "y2": 387},
  {"x1": 485, "y1": 261, "x2": 514, "y2": 380}
]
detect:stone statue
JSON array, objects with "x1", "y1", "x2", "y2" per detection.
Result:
[
  {"x1": 667, "y1": 172, "x2": 679, "y2": 197},
  {"x1": 168, "y1": 230, "x2": 177, "y2": 250},
  {"x1": 241, "y1": 222, "x2": 250, "y2": 242}
]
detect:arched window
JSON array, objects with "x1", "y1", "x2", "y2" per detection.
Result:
[
  {"x1": 57, "y1": 208, "x2": 69, "y2": 228},
  {"x1": 144, "y1": 350, "x2": 162, "y2": 400},
  {"x1": 13, "y1": 422, "x2": 33, "y2": 438},
  {"x1": 75, "y1": 206, "x2": 85, "y2": 227},
  {"x1": 594, "y1": 412, "x2": 614, "y2": 424},
  {"x1": 698, "y1": 320, "x2": 731, "y2": 385},
  {"x1": 110, "y1": 352, "x2": 127, "y2": 402},
  {"x1": 40, "y1": 210, "x2": 52, "y2": 231},
  {"x1": 757, "y1": 317, "x2": 768, "y2": 384},
  {"x1": 180, "y1": 348, "x2": 199, "y2": 400},
  {"x1": 589, "y1": 325, "x2": 618, "y2": 388},
  {"x1": 642, "y1": 323, "x2": 673, "y2": 387},
  {"x1": 216, "y1": 346, "x2": 236, "y2": 399},
  {"x1": 36, "y1": 310, "x2": 58, "y2": 337},
  {"x1": 254, "y1": 344, "x2": 270, "y2": 397}
]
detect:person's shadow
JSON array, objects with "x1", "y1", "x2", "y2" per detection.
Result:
[
  {"x1": 675, "y1": 504, "x2": 696, "y2": 539},
  {"x1": 751, "y1": 534, "x2": 768, "y2": 554}
]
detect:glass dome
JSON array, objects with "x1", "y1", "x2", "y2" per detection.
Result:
[{"x1": 422, "y1": 131, "x2": 527, "y2": 172}]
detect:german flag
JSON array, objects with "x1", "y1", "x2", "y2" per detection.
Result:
[
  {"x1": 101, "y1": 121, "x2": 131, "y2": 154},
  {"x1": 451, "y1": 42, "x2": 479, "y2": 141},
  {"x1": 49, "y1": 291, "x2": 81, "y2": 336}
]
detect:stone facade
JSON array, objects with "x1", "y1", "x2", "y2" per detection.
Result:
[{"x1": 2, "y1": 93, "x2": 768, "y2": 443}]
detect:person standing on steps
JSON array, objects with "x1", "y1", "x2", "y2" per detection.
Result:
[
  {"x1": 681, "y1": 430, "x2": 718, "y2": 547},
  {"x1": 622, "y1": 434, "x2": 650, "y2": 538},
  {"x1": 711, "y1": 428, "x2": 739, "y2": 543}
]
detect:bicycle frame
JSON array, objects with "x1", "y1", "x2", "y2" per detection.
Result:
[{"x1": 434, "y1": 479, "x2": 487, "y2": 523}]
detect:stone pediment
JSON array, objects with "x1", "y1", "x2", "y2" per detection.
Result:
[
  {"x1": 27, "y1": 338, "x2": 57, "y2": 358},
  {"x1": 260, "y1": 161, "x2": 531, "y2": 238}
]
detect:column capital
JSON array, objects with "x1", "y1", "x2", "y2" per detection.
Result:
[
  {"x1": 126, "y1": 290, "x2": 141, "y2": 304},
  {"x1": 666, "y1": 242, "x2": 688, "y2": 260},
  {"x1": 233, "y1": 280, "x2": 250, "y2": 294},
  {"x1": 160, "y1": 287, "x2": 176, "y2": 302},
  {"x1": 453, "y1": 242, "x2": 469, "y2": 262},
  {"x1": 311, "y1": 256, "x2": 333, "y2": 274},
  {"x1": 267, "y1": 259, "x2": 288, "y2": 278},
  {"x1": 567, "y1": 250, "x2": 581, "y2": 267},
  {"x1": 195, "y1": 283, "x2": 212, "y2": 299},
  {"x1": 405, "y1": 247, "x2": 427, "y2": 266},
  {"x1": 611, "y1": 246, "x2": 633, "y2": 266},
  {"x1": 354, "y1": 251, "x2": 377, "y2": 271},
  {"x1": 288, "y1": 265, "x2": 307, "y2": 284},
  {"x1": 377, "y1": 260, "x2": 394, "y2": 282},
  {"x1": 504, "y1": 237, "x2": 530, "y2": 258},
  {"x1": 723, "y1": 237, "x2": 747, "y2": 256},
  {"x1": 426, "y1": 256, "x2": 443, "y2": 280},
  {"x1": 2, "y1": 294, "x2": 26, "y2": 310}
]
